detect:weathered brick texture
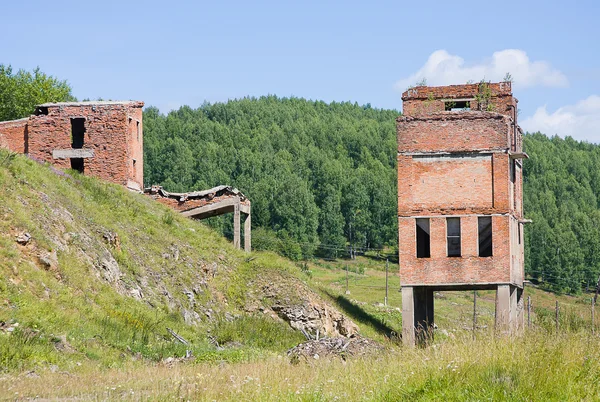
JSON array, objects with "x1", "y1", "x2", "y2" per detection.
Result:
[
  {"x1": 0, "y1": 118, "x2": 28, "y2": 153},
  {"x1": 398, "y1": 83, "x2": 524, "y2": 289},
  {"x1": 0, "y1": 101, "x2": 144, "y2": 190}
]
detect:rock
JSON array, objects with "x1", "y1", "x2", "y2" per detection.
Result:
[
  {"x1": 272, "y1": 301, "x2": 358, "y2": 339},
  {"x1": 102, "y1": 232, "x2": 121, "y2": 250},
  {"x1": 53, "y1": 335, "x2": 76, "y2": 353},
  {"x1": 15, "y1": 232, "x2": 31, "y2": 245}
]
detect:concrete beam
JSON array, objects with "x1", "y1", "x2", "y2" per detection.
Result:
[
  {"x1": 495, "y1": 284, "x2": 511, "y2": 333},
  {"x1": 52, "y1": 149, "x2": 94, "y2": 159}
]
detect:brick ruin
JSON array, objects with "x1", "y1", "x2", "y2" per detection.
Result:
[
  {"x1": 0, "y1": 101, "x2": 144, "y2": 190},
  {"x1": 0, "y1": 101, "x2": 252, "y2": 251},
  {"x1": 145, "y1": 185, "x2": 251, "y2": 252},
  {"x1": 397, "y1": 82, "x2": 527, "y2": 346}
]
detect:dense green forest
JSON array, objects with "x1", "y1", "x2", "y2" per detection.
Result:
[
  {"x1": 143, "y1": 98, "x2": 600, "y2": 294},
  {"x1": 143, "y1": 98, "x2": 399, "y2": 261}
]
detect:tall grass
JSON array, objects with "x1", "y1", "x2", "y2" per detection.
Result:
[{"x1": 3, "y1": 331, "x2": 600, "y2": 400}]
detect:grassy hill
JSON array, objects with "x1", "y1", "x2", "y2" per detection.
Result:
[{"x1": 0, "y1": 149, "x2": 355, "y2": 371}]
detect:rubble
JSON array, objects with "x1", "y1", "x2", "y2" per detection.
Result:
[{"x1": 287, "y1": 336, "x2": 385, "y2": 362}]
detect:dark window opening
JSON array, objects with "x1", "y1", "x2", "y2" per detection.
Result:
[
  {"x1": 36, "y1": 106, "x2": 49, "y2": 115},
  {"x1": 510, "y1": 160, "x2": 516, "y2": 183},
  {"x1": 478, "y1": 217, "x2": 493, "y2": 257},
  {"x1": 416, "y1": 218, "x2": 430, "y2": 258},
  {"x1": 71, "y1": 158, "x2": 84, "y2": 173},
  {"x1": 445, "y1": 100, "x2": 471, "y2": 111},
  {"x1": 447, "y1": 217, "x2": 461, "y2": 257},
  {"x1": 518, "y1": 223, "x2": 521, "y2": 244},
  {"x1": 136, "y1": 121, "x2": 140, "y2": 140},
  {"x1": 71, "y1": 118, "x2": 86, "y2": 149}
]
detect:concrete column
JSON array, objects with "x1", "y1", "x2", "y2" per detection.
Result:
[
  {"x1": 244, "y1": 212, "x2": 251, "y2": 253},
  {"x1": 516, "y1": 288, "x2": 524, "y2": 333},
  {"x1": 402, "y1": 286, "x2": 415, "y2": 346},
  {"x1": 495, "y1": 284, "x2": 511, "y2": 333},
  {"x1": 233, "y1": 199, "x2": 240, "y2": 250},
  {"x1": 402, "y1": 286, "x2": 434, "y2": 346},
  {"x1": 509, "y1": 285, "x2": 518, "y2": 333},
  {"x1": 414, "y1": 287, "x2": 434, "y2": 345}
]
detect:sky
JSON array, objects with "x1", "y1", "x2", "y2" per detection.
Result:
[{"x1": 2, "y1": 0, "x2": 600, "y2": 142}]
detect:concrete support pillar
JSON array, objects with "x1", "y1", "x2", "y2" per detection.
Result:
[
  {"x1": 402, "y1": 286, "x2": 415, "y2": 346},
  {"x1": 509, "y1": 285, "x2": 518, "y2": 333},
  {"x1": 233, "y1": 199, "x2": 240, "y2": 250},
  {"x1": 244, "y1": 212, "x2": 251, "y2": 253},
  {"x1": 495, "y1": 284, "x2": 510, "y2": 333},
  {"x1": 515, "y1": 288, "x2": 524, "y2": 332},
  {"x1": 402, "y1": 286, "x2": 434, "y2": 346}
]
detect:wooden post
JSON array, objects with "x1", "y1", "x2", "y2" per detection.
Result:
[
  {"x1": 345, "y1": 265, "x2": 349, "y2": 295},
  {"x1": 555, "y1": 300, "x2": 559, "y2": 334},
  {"x1": 592, "y1": 297, "x2": 595, "y2": 336},
  {"x1": 473, "y1": 290, "x2": 477, "y2": 340},
  {"x1": 527, "y1": 296, "x2": 531, "y2": 329},
  {"x1": 385, "y1": 259, "x2": 389, "y2": 306}
]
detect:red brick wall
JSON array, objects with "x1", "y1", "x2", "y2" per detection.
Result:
[
  {"x1": 397, "y1": 82, "x2": 524, "y2": 288},
  {"x1": 397, "y1": 112, "x2": 512, "y2": 153},
  {"x1": 0, "y1": 118, "x2": 28, "y2": 153},
  {"x1": 27, "y1": 102, "x2": 144, "y2": 189},
  {"x1": 399, "y1": 215, "x2": 512, "y2": 285},
  {"x1": 401, "y1": 82, "x2": 515, "y2": 117}
]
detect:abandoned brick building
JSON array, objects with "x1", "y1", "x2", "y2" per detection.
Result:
[
  {"x1": 397, "y1": 82, "x2": 527, "y2": 346},
  {"x1": 0, "y1": 101, "x2": 145, "y2": 190}
]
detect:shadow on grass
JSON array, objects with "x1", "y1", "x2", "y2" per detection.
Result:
[{"x1": 321, "y1": 289, "x2": 400, "y2": 340}]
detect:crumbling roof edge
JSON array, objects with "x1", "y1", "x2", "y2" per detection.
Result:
[
  {"x1": 396, "y1": 111, "x2": 510, "y2": 122},
  {"x1": 144, "y1": 185, "x2": 247, "y2": 201},
  {"x1": 0, "y1": 117, "x2": 30, "y2": 126},
  {"x1": 37, "y1": 100, "x2": 144, "y2": 108}
]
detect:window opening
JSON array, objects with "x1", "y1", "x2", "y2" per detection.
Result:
[
  {"x1": 478, "y1": 217, "x2": 493, "y2": 257},
  {"x1": 416, "y1": 218, "x2": 430, "y2": 258},
  {"x1": 445, "y1": 100, "x2": 471, "y2": 111},
  {"x1": 71, "y1": 118, "x2": 85, "y2": 149},
  {"x1": 447, "y1": 217, "x2": 461, "y2": 257}
]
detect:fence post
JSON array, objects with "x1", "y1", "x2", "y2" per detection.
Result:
[
  {"x1": 345, "y1": 265, "x2": 349, "y2": 295},
  {"x1": 527, "y1": 296, "x2": 531, "y2": 329},
  {"x1": 592, "y1": 297, "x2": 595, "y2": 336},
  {"x1": 555, "y1": 300, "x2": 559, "y2": 334},
  {"x1": 385, "y1": 259, "x2": 389, "y2": 306},
  {"x1": 472, "y1": 290, "x2": 477, "y2": 340}
]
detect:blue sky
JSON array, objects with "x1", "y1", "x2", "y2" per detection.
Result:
[{"x1": 2, "y1": 0, "x2": 600, "y2": 141}]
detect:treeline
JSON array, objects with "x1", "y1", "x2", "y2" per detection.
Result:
[
  {"x1": 523, "y1": 133, "x2": 600, "y2": 293},
  {"x1": 143, "y1": 97, "x2": 399, "y2": 260}
]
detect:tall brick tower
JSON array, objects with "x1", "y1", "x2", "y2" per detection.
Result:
[{"x1": 396, "y1": 82, "x2": 527, "y2": 346}]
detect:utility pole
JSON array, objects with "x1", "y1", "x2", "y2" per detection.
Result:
[{"x1": 385, "y1": 259, "x2": 389, "y2": 306}]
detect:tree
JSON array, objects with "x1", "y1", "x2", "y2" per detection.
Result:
[{"x1": 0, "y1": 65, "x2": 76, "y2": 121}]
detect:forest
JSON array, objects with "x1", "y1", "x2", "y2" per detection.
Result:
[{"x1": 143, "y1": 98, "x2": 600, "y2": 294}]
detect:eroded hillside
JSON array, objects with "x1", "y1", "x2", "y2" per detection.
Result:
[{"x1": 0, "y1": 150, "x2": 355, "y2": 370}]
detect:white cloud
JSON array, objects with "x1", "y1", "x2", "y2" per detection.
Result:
[
  {"x1": 520, "y1": 95, "x2": 600, "y2": 142},
  {"x1": 394, "y1": 49, "x2": 568, "y2": 91}
]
